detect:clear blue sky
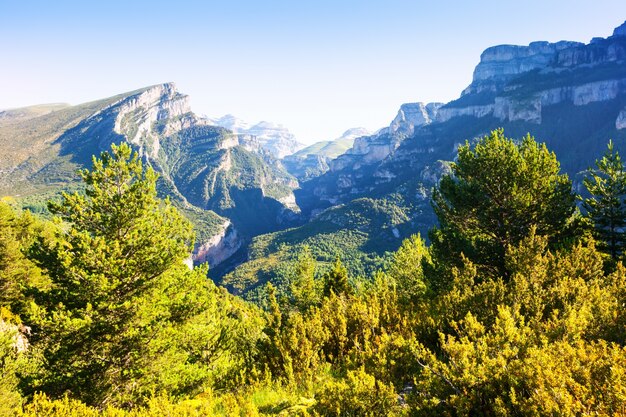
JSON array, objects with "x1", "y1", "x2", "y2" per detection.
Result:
[{"x1": 1, "y1": 1, "x2": 624, "y2": 143}]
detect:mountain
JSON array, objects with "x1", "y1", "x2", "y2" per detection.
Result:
[
  {"x1": 293, "y1": 127, "x2": 372, "y2": 159},
  {"x1": 225, "y1": 20, "x2": 626, "y2": 294},
  {"x1": 301, "y1": 21, "x2": 626, "y2": 215},
  {"x1": 282, "y1": 127, "x2": 372, "y2": 180},
  {"x1": 207, "y1": 114, "x2": 304, "y2": 158},
  {"x1": 0, "y1": 83, "x2": 301, "y2": 267}
]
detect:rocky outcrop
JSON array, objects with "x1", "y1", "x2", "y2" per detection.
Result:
[
  {"x1": 386, "y1": 102, "x2": 443, "y2": 135},
  {"x1": 464, "y1": 41, "x2": 583, "y2": 95},
  {"x1": 613, "y1": 21, "x2": 626, "y2": 37},
  {"x1": 331, "y1": 102, "x2": 442, "y2": 172},
  {"x1": 110, "y1": 83, "x2": 194, "y2": 159},
  {"x1": 0, "y1": 318, "x2": 29, "y2": 353},
  {"x1": 282, "y1": 153, "x2": 330, "y2": 181},
  {"x1": 438, "y1": 23, "x2": 626, "y2": 126},
  {"x1": 194, "y1": 220, "x2": 242, "y2": 267},
  {"x1": 436, "y1": 104, "x2": 495, "y2": 123},
  {"x1": 493, "y1": 78, "x2": 626, "y2": 124}
]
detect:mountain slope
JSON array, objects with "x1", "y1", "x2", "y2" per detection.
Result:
[
  {"x1": 282, "y1": 128, "x2": 372, "y2": 181},
  {"x1": 0, "y1": 83, "x2": 301, "y2": 266}
]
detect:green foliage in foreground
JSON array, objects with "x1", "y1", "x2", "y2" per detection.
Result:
[{"x1": 2, "y1": 132, "x2": 626, "y2": 416}]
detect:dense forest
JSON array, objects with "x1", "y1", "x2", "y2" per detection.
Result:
[{"x1": 2, "y1": 129, "x2": 626, "y2": 416}]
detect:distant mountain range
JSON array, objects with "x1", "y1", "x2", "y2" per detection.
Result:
[
  {"x1": 206, "y1": 114, "x2": 304, "y2": 158},
  {"x1": 281, "y1": 127, "x2": 372, "y2": 180},
  {"x1": 2, "y1": 20, "x2": 626, "y2": 292}
]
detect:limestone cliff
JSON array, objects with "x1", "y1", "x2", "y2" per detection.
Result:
[
  {"x1": 438, "y1": 24, "x2": 626, "y2": 125},
  {"x1": 194, "y1": 220, "x2": 242, "y2": 267},
  {"x1": 330, "y1": 102, "x2": 441, "y2": 172}
]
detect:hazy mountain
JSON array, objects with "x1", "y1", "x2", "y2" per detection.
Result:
[
  {"x1": 207, "y1": 114, "x2": 304, "y2": 158},
  {"x1": 282, "y1": 127, "x2": 372, "y2": 180}
]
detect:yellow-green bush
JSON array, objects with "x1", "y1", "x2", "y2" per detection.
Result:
[{"x1": 314, "y1": 368, "x2": 402, "y2": 417}]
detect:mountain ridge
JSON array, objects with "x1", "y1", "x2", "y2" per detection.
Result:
[{"x1": 0, "y1": 82, "x2": 301, "y2": 268}]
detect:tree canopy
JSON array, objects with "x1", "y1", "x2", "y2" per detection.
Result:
[{"x1": 430, "y1": 129, "x2": 577, "y2": 280}]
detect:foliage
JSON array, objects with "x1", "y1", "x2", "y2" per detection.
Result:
[
  {"x1": 430, "y1": 129, "x2": 577, "y2": 281},
  {"x1": 0, "y1": 308, "x2": 25, "y2": 417},
  {"x1": 24, "y1": 143, "x2": 262, "y2": 407},
  {"x1": 314, "y1": 367, "x2": 402, "y2": 417},
  {"x1": 385, "y1": 234, "x2": 429, "y2": 304},
  {"x1": 583, "y1": 139, "x2": 626, "y2": 260},
  {"x1": 0, "y1": 202, "x2": 49, "y2": 315},
  {"x1": 222, "y1": 196, "x2": 411, "y2": 299},
  {"x1": 3, "y1": 135, "x2": 626, "y2": 416},
  {"x1": 322, "y1": 257, "x2": 352, "y2": 298}
]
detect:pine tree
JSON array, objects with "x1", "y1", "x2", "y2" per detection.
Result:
[
  {"x1": 289, "y1": 246, "x2": 320, "y2": 311},
  {"x1": 27, "y1": 143, "x2": 208, "y2": 406},
  {"x1": 430, "y1": 129, "x2": 577, "y2": 281},
  {"x1": 322, "y1": 257, "x2": 351, "y2": 297},
  {"x1": 583, "y1": 140, "x2": 626, "y2": 260}
]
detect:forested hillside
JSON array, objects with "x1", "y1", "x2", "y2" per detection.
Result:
[{"x1": 2, "y1": 130, "x2": 626, "y2": 416}]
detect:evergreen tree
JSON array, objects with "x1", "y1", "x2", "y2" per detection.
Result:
[
  {"x1": 430, "y1": 129, "x2": 576, "y2": 281},
  {"x1": 27, "y1": 143, "x2": 210, "y2": 407},
  {"x1": 583, "y1": 140, "x2": 626, "y2": 260},
  {"x1": 385, "y1": 234, "x2": 429, "y2": 304},
  {"x1": 288, "y1": 247, "x2": 320, "y2": 311},
  {"x1": 0, "y1": 203, "x2": 46, "y2": 316},
  {"x1": 322, "y1": 257, "x2": 351, "y2": 297}
]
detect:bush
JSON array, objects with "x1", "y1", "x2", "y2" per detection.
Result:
[{"x1": 314, "y1": 367, "x2": 401, "y2": 416}]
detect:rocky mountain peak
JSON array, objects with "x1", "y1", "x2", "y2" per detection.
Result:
[
  {"x1": 388, "y1": 102, "x2": 443, "y2": 135},
  {"x1": 108, "y1": 83, "x2": 193, "y2": 158},
  {"x1": 338, "y1": 127, "x2": 372, "y2": 140},
  {"x1": 613, "y1": 21, "x2": 626, "y2": 37}
]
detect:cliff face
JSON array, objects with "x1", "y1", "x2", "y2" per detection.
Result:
[
  {"x1": 386, "y1": 102, "x2": 443, "y2": 135},
  {"x1": 466, "y1": 41, "x2": 583, "y2": 94},
  {"x1": 111, "y1": 83, "x2": 194, "y2": 159},
  {"x1": 329, "y1": 102, "x2": 442, "y2": 173},
  {"x1": 440, "y1": 28, "x2": 626, "y2": 126},
  {"x1": 194, "y1": 220, "x2": 241, "y2": 267}
]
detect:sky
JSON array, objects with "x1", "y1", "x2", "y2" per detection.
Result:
[{"x1": 1, "y1": 1, "x2": 624, "y2": 143}]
